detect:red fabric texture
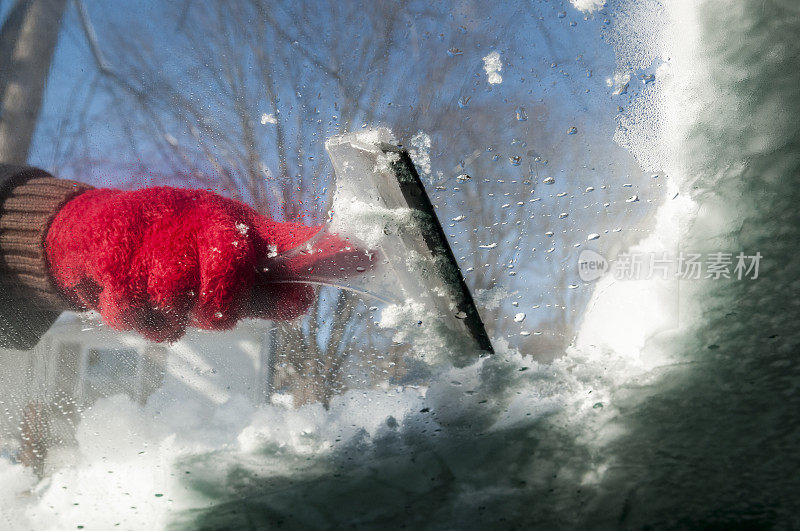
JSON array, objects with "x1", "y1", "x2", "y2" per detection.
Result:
[{"x1": 44, "y1": 186, "x2": 362, "y2": 342}]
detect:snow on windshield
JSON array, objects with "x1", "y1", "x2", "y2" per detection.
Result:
[{"x1": 0, "y1": 0, "x2": 797, "y2": 528}]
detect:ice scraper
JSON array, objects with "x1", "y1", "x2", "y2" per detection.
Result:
[{"x1": 268, "y1": 128, "x2": 494, "y2": 363}]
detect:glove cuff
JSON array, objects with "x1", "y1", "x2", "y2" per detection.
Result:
[{"x1": 0, "y1": 169, "x2": 93, "y2": 310}]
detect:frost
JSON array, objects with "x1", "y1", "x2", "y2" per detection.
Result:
[
  {"x1": 375, "y1": 150, "x2": 400, "y2": 174},
  {"x1": 607, "y1": 72, "x2": 630, "y2": 95},
  {"x1": 333, "y1": 128, "x2": 386, "y2": 147},
  {"x1": 482, "y1": 51, "x2": 503, "y2": 85},
  {"x1": 331, "y1": 196, "x2": 414, "y2": 248},
  {"x1": 474, "y1": 285, "x2": 510, "y2": 311},
  {"x1": 409, "y1": 132, "x2": 432, "y2": 178},
  {"x1": 377, "y1": 300, "x2": 470, "y2": 364}
]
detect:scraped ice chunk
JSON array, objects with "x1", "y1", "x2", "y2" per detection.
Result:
[{"x1": 483, "y1": 51, "x2": 503, "y2": 85}]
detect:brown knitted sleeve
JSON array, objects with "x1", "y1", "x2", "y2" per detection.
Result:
[{"x1": 0, "y1": 170, "x2": 93, "y2": 311}]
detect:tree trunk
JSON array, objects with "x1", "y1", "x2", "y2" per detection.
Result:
[{"x1": 0, "y1": 0, "x2": 68, "y2": 164}]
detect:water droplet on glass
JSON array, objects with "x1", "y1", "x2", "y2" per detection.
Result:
[
  {"x1": 455, "y1": 311, "x2": 467, "y2": 319},
  {"x1": 587, "y1": 233, "x2": 600, "y2": 241},
  {"x1": 479, "y1": 243, "x2": 498, "y2": 249},
  {"x1": 559, "y1": 212, "x2": 569, "y2": 219},
  {"x1": 509, "y1": 155, "x2": 521, "y2": 166},
  {"x1": 458, "y1": 96, "x2": 471, "y2": 108},
  {"x1": 515, "y1": 106, "x2": 528, "y2": 121},
  {"x1": 626, "y1": 195, "x2": 639, "y2": 203},
  {"x1": 542, "y1": 176, "x2": 555, "y2": 184},
  {"x1": 452, "y1": 215, "x2": 465, "y2": 222},
  {"x1": 545, "y1": 231, "x2": 554, "y2": 237},
  {"x1": 447, "y1": 47, "x2": 463, "y2": 57},
  {"x1": 456, "y1": 174, "x2": 471, "y2": 181},
  {"x1": 514, "y1": 312, "x2": 526, "y2": 323},
  {"x1": 585, "y1": 186, "x2": 594, "y2": 192}
]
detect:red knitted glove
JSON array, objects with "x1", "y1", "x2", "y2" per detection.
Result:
[{"x1": 44, "y1": 186, "x2": 368, "y2": 342}]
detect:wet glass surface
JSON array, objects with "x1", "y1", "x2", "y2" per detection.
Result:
[{"x1": 0, "y1": 0, "x2": 798, "y2": 528}]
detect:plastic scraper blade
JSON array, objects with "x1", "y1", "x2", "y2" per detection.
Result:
[{"x1": 322, "y1": 128, "x2": 495, "y2": 362}]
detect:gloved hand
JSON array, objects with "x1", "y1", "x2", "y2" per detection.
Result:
[{"x1": 44, "y1": 186, "x2": 366, "y2": 342}]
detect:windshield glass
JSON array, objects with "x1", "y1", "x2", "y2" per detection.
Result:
[{"x1": 0, "y1": 0, "x2": 797, "y2": 528}]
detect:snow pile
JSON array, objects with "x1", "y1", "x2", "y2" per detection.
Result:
[{"x1": 1, "y1": 336, "x2": 630, "y2": 529}]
